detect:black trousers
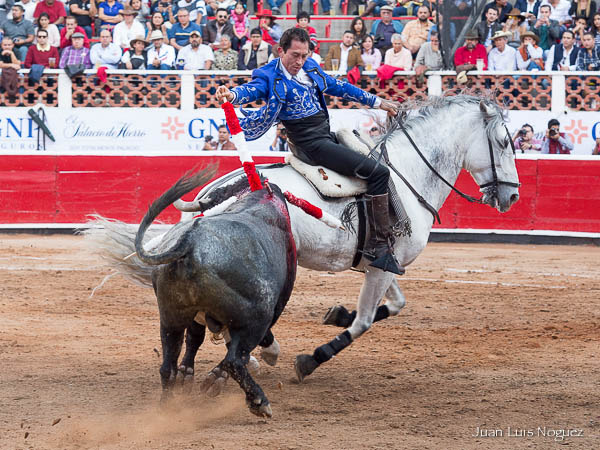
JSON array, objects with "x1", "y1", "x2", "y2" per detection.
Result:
[{"x1": 283, "y1": 112, "x2": 389, "y2": 196}]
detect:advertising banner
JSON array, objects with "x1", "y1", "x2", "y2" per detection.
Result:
[{"x1": 0, "y1": 107, "x2": 597, "y2": 155}]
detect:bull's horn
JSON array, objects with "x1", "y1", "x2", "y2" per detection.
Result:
[{"x1": 173, "y1": 198, "x2": 209, "y2": 212}]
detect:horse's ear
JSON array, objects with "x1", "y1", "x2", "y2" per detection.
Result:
[{"x1": 479, "y1": 100, "x2": 494, "y2": 117}]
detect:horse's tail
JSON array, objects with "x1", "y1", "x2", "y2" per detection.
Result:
[{"x1": 135, "y1": 166, "x2": 217, "y2": 266}]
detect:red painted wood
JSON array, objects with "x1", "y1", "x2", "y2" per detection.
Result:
[{"x1": 1, "y1": 156, "x2": 599, "y2": 234}]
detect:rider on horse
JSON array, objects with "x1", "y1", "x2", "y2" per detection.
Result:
[{"x1": 216, "y1": 28, "x2": 402, "y2": 275}]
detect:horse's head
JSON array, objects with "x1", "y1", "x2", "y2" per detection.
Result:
[{"x1": 464, "y1": 100, "x2": 520, "y2": 213}]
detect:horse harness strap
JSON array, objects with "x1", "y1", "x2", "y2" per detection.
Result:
[{"x1": 351, "y1": 196, "x2": 367, "y2": 268}]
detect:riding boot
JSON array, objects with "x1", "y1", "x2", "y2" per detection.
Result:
[{"x1": 364, "y1": 193, "x2": 403, "y2": 275}]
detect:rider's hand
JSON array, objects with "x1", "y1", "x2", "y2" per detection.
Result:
[
  {"x1": 216, "y1": 86, "x2": 234, "y2": 104},
  {"x1": 379, "y1": 99, "x2": 399, "y2": 117}
]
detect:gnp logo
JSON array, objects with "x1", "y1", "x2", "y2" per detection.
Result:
[
  {"x1": 564, "y1": 119, "x2": 589, "y2": 145},
  {"x1": 161, "y1": 116, "x2": 185, "y2": 140}
]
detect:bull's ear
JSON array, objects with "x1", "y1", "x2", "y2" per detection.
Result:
[{"x1": 479, "y1": 100, "x2": 494, "y2": 117}]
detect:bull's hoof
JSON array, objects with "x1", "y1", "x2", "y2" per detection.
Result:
[
  {"x1": 249, "y1": 399, "x2": 272, "y2": 418},
  {"x1": 247, "y1": 356, "x2": 260, "y2": 376},
  {"x1": 199, "y1": 368, "x2": 229, "y2": 397},
  {"x1": 178, "y1": 365, "x2": 195, "y2": 393},
  {"x1": 322, "y1": 305, "x2": 354, "y2": 328},
  {"x1": 294, "y1": 354, "x2": 319, "y2": 383},
  {"x1": 260, "y1": 339, "x2": 280, "y2": 366}
]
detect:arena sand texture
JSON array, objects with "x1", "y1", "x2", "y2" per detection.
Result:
[{"x1": 0, "y1": 235, "x2": 598, "y2": 449}]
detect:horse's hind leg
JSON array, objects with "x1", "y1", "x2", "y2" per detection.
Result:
[
  {"x1": 159, "y1": 324, "x2": 185, "y2": 402},
  {"x1": 178, "y1": 321, "x2": 206, "y2": 392},
  {"x1": 323, "y1": 278, "x2": 406, "y2": 327}
]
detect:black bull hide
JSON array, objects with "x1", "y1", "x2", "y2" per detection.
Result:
[{"x1": 134, "y1": 167, "x2": 297, "y2": 418}]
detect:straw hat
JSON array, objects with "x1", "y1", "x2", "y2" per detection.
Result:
[
  {"x1": 121, "y1": 8, "x2": 136, "y2": 15},
  {"x1": 149, "y1": 30, "x2": 164, "y2": 41},
  {"x1": 456, "y1": 70, "x2": 468, "y2": 85},
  {"x1": 520, "y1": 30, "x2": 540, "y2": 44},
  {"x1": 130, "y1": 35, "x2": 148, "y2": 47},
  {"x1": 491, "y1": 30, "x2": 511, "y2": 41}
]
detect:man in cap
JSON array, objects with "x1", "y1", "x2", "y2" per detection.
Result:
[
  {"x1": 454, "y1": 29, "x2": 488, "y2": 72},
  {"x1": 112, "y1": 8, "x2": 145, "y2": 49},
  {"x1": 516, "y1": 30, "x2": 544, "y2": 70},
  {"x1": 488, "y1": 30, "x2": 517, "y2": 70},
  {"x1": 370, "y1": 5, "x2": 404, "y2": 55},
  {"x1": 176, "y1": 29, "x2": 214, "y2": 69},
  {"x1": 59, "y1": 31, "x2": 91, "y2": 68},
  {"x1": 168, "y1": 7, "x2": 203, "y2": 52},
  {"x1": 147, "y1": 29, "x2": 175, "y2": 69},
  {"x1": 90, "y1": 28, "x2": 122, "y2": 69}
]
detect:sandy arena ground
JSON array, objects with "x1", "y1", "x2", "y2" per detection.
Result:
[{"x1": 0, "y1": 235, "x2": 598, "y2": 450}]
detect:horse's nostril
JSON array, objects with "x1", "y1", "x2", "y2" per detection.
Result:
[{"x1": 510, "y1": 193, "x2": 519, "y2": 204}]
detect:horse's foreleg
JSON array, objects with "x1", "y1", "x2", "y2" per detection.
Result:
[
  {"x1": 295, "y1": 270, "x2": 395, "y2": 382},
  {"x1": 323, "y1": 278, "x2": 406, "y2": 327},
  {"x1": 178, "y1": 321, "x2": 206, "y2": 392}
]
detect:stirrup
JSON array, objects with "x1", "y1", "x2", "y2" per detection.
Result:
[{"x1": 369, "y1": 251, "x2": 404, "y2": 275}]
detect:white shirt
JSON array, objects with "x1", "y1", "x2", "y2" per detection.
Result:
[
  {"x1": 525, "y1": 0, "x2": 537, "y2": 14},
  {"x1": 338, "y1": 43, "x2": 352, "y2": 73},
  {"x1": 539, "y1": 0, "x2": 571, "y2": 23},
  {"x1": 147, "y1": 43, "x2": 176, "y2": 68},
  {"x1": 112, "y1": 20, "x2": 146, "y2": 49},
  {"x1": 545, "y1": 44, "x2": 577, "y2": 71},
  {"x1": 176, "y1": 43, "x2": 214, "y2": 70},
  {"x1": 516, "y1": 43, "x2": 543, "y2": 70},
  {"x1": 89, "y1": 42, "x2": 123, "y2": 69},
  {"x1": 488, "y1": 45, "x2": 517, "y2": 70}
]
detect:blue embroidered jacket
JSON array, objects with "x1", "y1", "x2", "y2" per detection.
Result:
[{"x1": 230, "y1": 57, "x2": 378, "y2": 141}]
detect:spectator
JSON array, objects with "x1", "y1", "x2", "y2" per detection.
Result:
[
  {"x1": 213, "y1": 33, "x2": 237, "y2": 69},
  {"x1": 591, "y1": 13, "x2": 600, "y2": 46},
  {"x1": 202, "y1": 135, "x2": 216, "y2": 150},
  {"x1": 428, "y1": 7, "x2": 456, "y2": 45},
  {"x1": 231, "y1": 2, "x2": 249, "y2": 50},
  {"x1": 206, "y1": 7, "x2": 235, "y2": 50},
  {"x1": 454, "y1": 29, "x2": 488, "y2": 72},
  {"x1": 68, "y1": 0, "x2": 96, "y2": 38},
  {"x1": 33, "y1": 0, "x2": 66, "y2": 26},
  {"x1": 130, "y1": 0, "x2": 150, "y2": 27},
  {"x1": 476, "y1": 6, "x2": 502, "y2": 52},
  {"x1": 176, "y1": 29, "x2": 213, "y2": 69},
  {"x1": 0, "y1": 0, "x2": 14, "y2": 24},
  {"x1": 371, "y1": 5, "x2": 403, "y2": 54},
  {"x1": 414, "y1": 30, "x2": 443, "y2": 81},
  {"x1": 350, "y1": 16, "x2": 367, "y2": 48},
  {"x1": 256, "y1": 9, "x2": 281, "y2": 46},
  {"x1": 120, "y1": 35, "x2": 147, "y2": 69},
  {"x1": 592, "y1": 137, "x2": 600, "y2": 155},
  {"x1": 541, "y1": 118, "x2": 573, "y2": 154},
  {"x1": 361, "y1": 0, "x2": 392, "y2": 18},
  {"x1": 168, "y1": 7, "x2": 203, "y2": 52},
  {"x1": 59, "y1": 31, "x2": 92, "y2": 68},
  {"x1": 401, "y1": 5, "x2": 433, "y2": 56},
  {"x1": 2, "y1": 4, "x2": 34, "y2": 61},
  {"x1": 361, "y1": 34, "x2": 382, "y2": 70},
  {"x1": 146, "y1": 11, "x2": 170, "y2": 44},
  {"x1": 173, "y1": 0, "x2": 206, "y2": 25},
  {"x1": 90, "y1": 29, "x2": 122, "y2": 68},
  {"x1": 516, "y1": 30, "x2": 545, "y2": 69},
  {"x1": 60, "y1": 16, "x2": 90, "y2": 50},
  {"x1": 308, "y1": 40, "x2": 321, "y2": 64},
  {"x1": 384, "y1": 33, "x2": 412, "y2": 70},
  {"x1": 150, "y1": 0, "x2": 175, "y2": 27},
  {"x1": 98, "y1": 0, "x2": 124, "y2": 31},
  {"x1": 513, "y1": 123, "x2": 542, "y2": 153},
  {"x1": 532, "y1": 5, "x2": 560, "y2": 51},
  {"x1": 147, "y1": 29, "x2": 175, "y2": 69},
  {"x1": 569, "y1": 0, "x2": 596, "y2": 27},
  {"x1": 546, "y1": 29, "x2": 580, "y2": 70},
  {"x1": 576, "y1": 31, "x2": 600, "y2": 70},
  {"x1": 295, "y1": 11, "x2": 317, "y2": 48},
  {"x1": 216, "y1": 124, "x2": 236, "y2": 150},
  {"x1": 481, "y1": 0, "x2": 512, "y2": 23},
  {"x1": 502, "y1": 8, "x2": 528, "y2": 48},
  {"x1": 544, "y1": 0, "x2": 571, "y2": 27},
  {"x1": 8, "y1": 0, "x2": 36, "y2": 22},
  {"x1": 270, "y1": 123, "x2": 289, "y2": 152},
  {"x1": 572, "y1": 16, "x2": 589, "y2": 46},
  {"x1": 324, "y1": 30, "x2": 364, "y2": 72},
  {"x1": 488, "y1": 31, "x2": 517, "y2": 70},
  {"x1": 237, "y1": 27, "x2": 271, "y2": 70},
  {"x1": 34, "y1": 12, "x2": 60, "y2": 48},
  {"x1": 0, "y1": 36, "x2": 21, "y2": 69},
  {"x1": 514, "y1": 0, "x2": 541, "y2": 22},
  {"x1": 25, "y1": 28, "x2": 59, "y2": 67},
  {"x1": 113, "y1": 8, "x2": 145, "y2": 49}
]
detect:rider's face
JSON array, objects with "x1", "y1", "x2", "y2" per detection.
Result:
[{"x1": 278, "y1": 39, "x2": 309, "y2": 76}]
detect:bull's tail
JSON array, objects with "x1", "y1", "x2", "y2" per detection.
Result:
[{"x1": 135, "y1": 166, "x2": 217, "y2": 266}]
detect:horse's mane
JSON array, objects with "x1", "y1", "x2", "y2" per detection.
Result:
[{"x1": 378, "y1": 91, "x2": 507, "y2": 150}]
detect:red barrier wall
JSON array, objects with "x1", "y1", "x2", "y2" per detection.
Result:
[{"x1": 2, "y1": 156, "x2": 600, "y2": 233}]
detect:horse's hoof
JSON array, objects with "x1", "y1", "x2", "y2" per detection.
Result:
[
  {"x1": 294, "y1": 354, "x2": 319, "y2": 383},
  {"x1": 247, "y1": 356, "x2": 260, "y2": 376},
  {"x1": 322, "y1": 305, "x2": 354, "y2": 327},
  {"x1": 200, "y1": 369, "x2": 228, "y2": 397},
  {"x1": 260, "y1": 339, "x2": 280, "y2": 366},
  {"x1": 249, "y1": 399, "x2": 272, "y2": 418}
]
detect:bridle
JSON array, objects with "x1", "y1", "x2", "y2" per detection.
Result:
[{"x1": 354, "y1": 112, "x2": 521, "y2": 224}]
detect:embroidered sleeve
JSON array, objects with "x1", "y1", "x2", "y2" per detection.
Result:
[
  {"x1": 230, "y1": 75, "x2": 269, "y2": 105},
  {"x1": 321, "y1": 72, "x2": 377, "y2": 107}
]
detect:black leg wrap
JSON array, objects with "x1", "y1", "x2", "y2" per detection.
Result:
[
  {"x1": 313, "y1": 330, "x2": 353, "y2": 365},
  {"x1": 323, "y1": 305, "x2": 356, "y2": 327},
  {"x1": 374, "y1": 305, "x2": 390, "y2": 322}
]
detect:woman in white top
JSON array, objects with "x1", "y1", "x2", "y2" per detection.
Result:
[
  {"x1": 384, "y1": 34, "x2": 412, "y2": 71},
  {"x1": 360, "y1": 35, "x2": 382, "y2": 70},
  {"x1": 35, "y1": 12, "x2": 60, "y2": 48}
]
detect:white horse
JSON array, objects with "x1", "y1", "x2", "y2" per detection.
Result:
[{"x1": 176, "y1": 95, "x2": 520, "y2": 382}]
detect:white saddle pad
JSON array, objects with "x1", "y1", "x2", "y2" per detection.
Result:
[{"x1": 286, "y1": 128, "x2": 376, "y2": 198}]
